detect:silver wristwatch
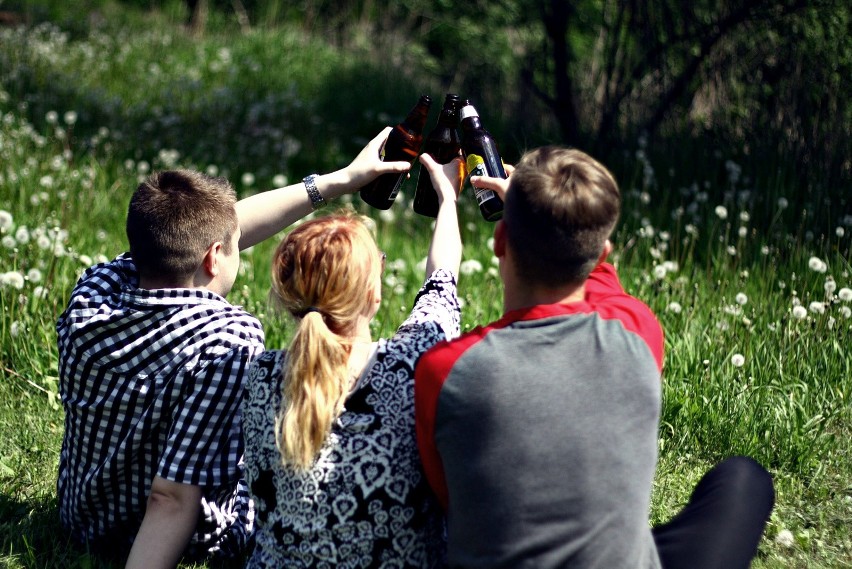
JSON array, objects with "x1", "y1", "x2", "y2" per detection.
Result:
[{"x1": 303, "y1": 174, "x2": 326, "y2": 210}]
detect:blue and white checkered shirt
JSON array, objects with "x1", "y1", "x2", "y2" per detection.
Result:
[{"x1": 56, "y1": 253, "x2": 264, "y2": 558}]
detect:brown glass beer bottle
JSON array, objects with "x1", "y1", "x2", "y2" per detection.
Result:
[
  {"x1": 459, "y1": 103, "x2": 505, "y2": 221},
  {"x1": 360, "y1": 95, "x2": 432, "y2": 210},
  {"x1": 413, "y1": 94, "x2": 462, "y2": 218}
]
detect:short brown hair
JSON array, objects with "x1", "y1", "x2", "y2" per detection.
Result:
[
  {"x1": 126, "y1": 169, "x2": 238, "y2": 281},
  {"x1": 503, "y1": 147, "x2": 620, "y2": 287}
]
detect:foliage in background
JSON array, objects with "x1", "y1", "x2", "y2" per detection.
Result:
[{"x1": 0, "y1": 1, "x2": 850, "y2": 567}]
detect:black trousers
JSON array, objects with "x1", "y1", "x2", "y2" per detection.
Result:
[{"x1": 652, "y1": 456, "x2": 775, "y2": 569}]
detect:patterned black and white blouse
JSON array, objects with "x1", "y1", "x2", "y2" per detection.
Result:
[{"x1": 243, "y1": 269, "x2": 460, "y2": 568}]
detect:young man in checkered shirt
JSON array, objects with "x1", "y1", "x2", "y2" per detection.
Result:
[{"x1": 56, "y1": 129, "x2": 410, "y2": 569}]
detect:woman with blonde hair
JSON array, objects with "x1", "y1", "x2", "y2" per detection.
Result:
[{"x1": 242, "y1": 154, "x2": 463, "y2": 567}]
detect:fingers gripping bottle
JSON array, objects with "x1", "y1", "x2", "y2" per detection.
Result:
[
  {"x1": 458, "y1": 103, "x2": 505, "y2": 221},
  {"x1": 360, "y1": 95, "x2": 432, "y2": 210},
  {"x1": 413, "y1": 93, "x2": 462, "y2": 218}
]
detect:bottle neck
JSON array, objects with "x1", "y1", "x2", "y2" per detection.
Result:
[{"x1": 460, "y1": 115, "x2": 483, "y2": 132}]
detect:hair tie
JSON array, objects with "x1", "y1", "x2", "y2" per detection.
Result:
[{"x1": 304, "y1": 306, "x2": 321, "y2": 314}]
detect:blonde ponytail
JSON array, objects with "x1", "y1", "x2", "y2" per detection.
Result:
[
  {"x1": 269, "y1": 213, "x2": 382, "y2": 468},
  {"x1": 276, "y1": 312, "x2": 350, "y2": 468}
]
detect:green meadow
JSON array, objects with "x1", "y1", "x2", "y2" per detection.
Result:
[{"x1": 0, "y1": 2, "x2": 849, "y2": 567}]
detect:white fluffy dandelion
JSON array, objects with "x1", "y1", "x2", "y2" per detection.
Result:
[
  {"x1": 460, "y1": 259, "x2": 484, "y2": 275},
  {"x1": 666, "y1": 302, "x2": 683, "y2": 314},
  {"x1": 26, "y1": 268, "x2": 42, "y2": 283},
  {"x1": 808, "y1": 256, "x2": 827, "y2": 273},
  {"x1": 241, "y1": 172, "x2": 255, "y2": 187},
  {"x1": 14, "y1": 225, "x2": 29, "y2": 244},
  {"x1": 378, "y1": 209, "x2": 396, "y2": 223},
  {"x1": 777, "y1": 197, "x2": 789, "y2": 210},
  {"x1": 272, "y1": 174, "x2": 288, "y2": 187},
  {"x1": 714, "y1": 205, "x2": 728, "y2": 220},
  {"x1": 824, "y1": 279, "x2": 837, "y2": 295},
  {"x1": 838, "y1": 288, "x2": 852, "y2": 302},
  {"x1": 808, "y1": 301, "x2": 825, "y2": 314},
  {"x1": 735, "y1": 293, "x2": 748, "y2": 306},
  {"x1": 0, "y1": 209, "x2": 12, "y2": 231},
  {"x1": 791, "y1": 305, "x2": 808, "y2": 319},
  {"x1": 1, "y1": 271, "x2": 25, "y2": 289},
  {"x1": 730, "y1": 353, "x2": 745, "y2": 367},
  {"x1": 775, "y1": 529, "x2": 795, "y2": 548},
  {"x1": 840, "y1": 306, "x2": 852, "y2": 319}
]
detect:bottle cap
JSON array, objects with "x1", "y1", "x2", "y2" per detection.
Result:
[{"x1": 458, "y1": 105, "x2": 479, "y2": 121}]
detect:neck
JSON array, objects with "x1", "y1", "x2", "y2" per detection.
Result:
[{"x1": 503, "y1": 281, "x2": 586, "y2": 313}]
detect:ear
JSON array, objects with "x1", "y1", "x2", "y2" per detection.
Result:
[
  {"x1": 596, "y1": 239, "x2": 613, "y2": 265},
  {"x1": 493, "y1": 220, "x2": 507, "y2": 258},
  {"x1": 203, "y1": 241, "x2": 223, "y2": 277}
]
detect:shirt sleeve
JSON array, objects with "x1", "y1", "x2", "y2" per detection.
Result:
[
  {"x1": 586, "y1": 262, "x2": 665, "y2": 371},
  {"x1": 159, "y1": 343, "x2": 260, "y2": 487},
  {"x1": 396, "y1": 268, "x2": 461, "y2": 342}
]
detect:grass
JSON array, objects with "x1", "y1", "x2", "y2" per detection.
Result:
[{"x1": 1, "y1": 4, "x2": 850, "y2": 568}]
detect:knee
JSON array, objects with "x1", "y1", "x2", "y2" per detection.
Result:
[{"x1": 714, "y1": 456, "x2": 775, "y2": 512}]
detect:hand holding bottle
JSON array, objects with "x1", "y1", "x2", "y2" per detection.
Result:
[
  {"x1": 469, "y1": 163, "x2": 515, "y2": 201},
  {"x1": 419, "y1": 154, "x2": 463, "y2": 206},
  {"x1": 344, "y1": 127, "x2": 414, "y2": 190}
]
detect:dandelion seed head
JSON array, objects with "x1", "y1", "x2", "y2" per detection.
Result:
[
  {"x1": 33, "y1": 285, "x2": 48, "y2": 299},
  {"x1": 460, "y1": 259, "x2": 484, "y2": 275},
  {"x1": 14, "y1": 226, "x2": 30, "y2": 244},
  {"x1": 730, "y1": 353, "x2": 745, "y2": 367},
  {"x1": 714, "y1": 205, "x2": 728, "y2": 219},
  {"x1": 272, "y1": 174, "x2": 288, "y2": 187},
  {"x1": 2, "y1": 235, "x2": 16, "y2": 249},
  {"x1": 26, "y1": 268, "x2": 42, "y2": 283},
  {"x1": 10, "y1": 321, "x2": 22, "y2": 337},
  {"x1": 739, "y1": 211, "x2": 750, "y2": 223},
  {"x1": 775, "y1": 529, "x2": 795, "y2": 548},
  {"x1": 206, "y1": 164, "x2": 219, "y2": 177},
  {"x1": 777, "y1": 197, "x2": 789, "y2": 210},
  {"x1": 241, "y1": 172, "x2": 255, "y2": 187},
  {"x1": 808, "y1": 301, "x2": 825, "y2": 314},
  {"x1": 378, "y1": 209, "x2": 395, "y2": 223},
  {"x1": 838, "y1": 288, "x2": 852, "y2": 302},
  {"x1": 726, "y1": 245, "x2": 737, "y2": 256},
  {"x1": 808, "y1": 256, "x2": 827, "y2": 273},
  {"x1": 738, "y1": 226, "x2": 748, "y2": 238},
  {"x1": 824, "y1": 279, "x2": 837, "y2": 295},
  {"x1": 652, "y1": 265, "x2": 667, "y2": 280},
  {"x1": 1, "y1": 271, "x2": 25, "y2": 289},
  {"x1": 837, "y1": 227, "x2": 846, "y2": 238},
  {"x1": 0, "y1": 210, "x2": 12, "y2": 231},
  {"x1": 666, "y1": 302, "x2": 682, "y2": 314},
  {"x1": 45, "y1": 110, "x2": 58, "y2": 124},
  {"x1": 840, "y1": 306, "x2": 852, "y2": 319},
  {"x1": 791, "y1": 305, "x2": 808, "y2": 319},
  {"x1": 735, "y1": 293, "x2": 748, "y2": 305},
  {"x1": 63, "y1": 110, "x2": 78, "y2": 125}
]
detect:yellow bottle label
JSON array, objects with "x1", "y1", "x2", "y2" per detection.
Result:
[
  {"x1": 465, "y1": 154, "x2": 496, "y2": 206},
  {"x1": 466, "y1": 154, "x2": 487, "y2": 178}
]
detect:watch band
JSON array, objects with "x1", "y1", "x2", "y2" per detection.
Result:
[{"x1": 303, "y1": 174, "x2": 326, "y2": 210}]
